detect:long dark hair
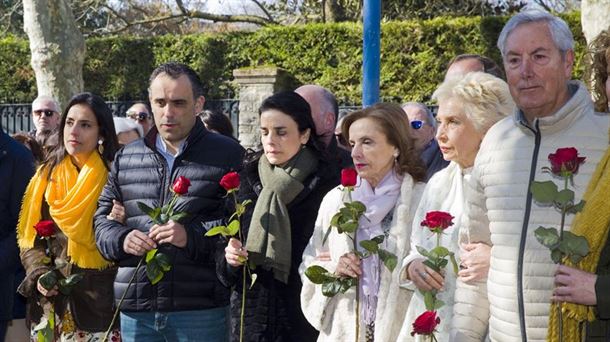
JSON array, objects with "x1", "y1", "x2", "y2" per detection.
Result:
[{"x1": 43, "y1": 92, "x2": 119, "y2": 176}]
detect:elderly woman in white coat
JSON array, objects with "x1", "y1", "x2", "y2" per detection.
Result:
[
  {"x1": 300, "y1": 103, "x2": 427, "y2": 341},
  {"x1": 398, "y1": 72, "x2": 515, "y2": 341}
]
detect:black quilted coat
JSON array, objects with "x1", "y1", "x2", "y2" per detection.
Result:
[
  {"x1": 95, "y1": 120, "x2": 244, "y2": 312},
  {"x1": 217, "y1": 151, "x2": 340, "y2": 342}
]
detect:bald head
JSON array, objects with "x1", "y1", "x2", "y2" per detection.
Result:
[
  {"x1": 401, "y1": 102, "x2": 436, "y2": 151},
  {"x1": 32, "y1": 96, "x2": 60, "y2": 113},
  {"x1": 445, "y1": 58, "x2": 485, "y2": 80},
  {"x1": 446, "y1": 54, "x2": 504, "y2": 80},
  {"x1": 295, "y1": 85, "x2": 338, "y2": 146}
]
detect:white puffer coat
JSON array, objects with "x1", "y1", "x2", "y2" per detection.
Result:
[{"x1": 454, "y1": 81, "x2": 609, "y2": 342}]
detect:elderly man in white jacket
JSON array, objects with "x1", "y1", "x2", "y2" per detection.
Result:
[{"x1": 453, "y1": 10, "x2": 610, "y2": 342}]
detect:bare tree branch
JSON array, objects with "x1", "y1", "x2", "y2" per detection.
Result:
[
  {"x1": 101, "y1": 4, "x2": 129, "y2": 26},
  {"x1": 533, "y1": 0, "x2": 554, "y2": 12},
  {"x1": 93, "y1": 13, "x2": 185, "y2": 35},
  {"x1": 175, "y1": 0, "x2": 275, "y2": 26},
  {"x1": 251, "y1": 0, "x2": 274, "y2": 22}
]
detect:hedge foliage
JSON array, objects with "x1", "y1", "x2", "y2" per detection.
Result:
[{"x1": 0, "y1": 12, "x2": 585, "y2": 103}]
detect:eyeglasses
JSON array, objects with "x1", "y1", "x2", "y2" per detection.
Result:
[
  {"x1": 126, "y1": 111, "x2": 149, "y2": 121},
  {"x1": 33, "y1": 110, "x2": 56, "y2": 117},
  {"x1": 410, "y1": 120, "x2": 426, "y2": 130}
]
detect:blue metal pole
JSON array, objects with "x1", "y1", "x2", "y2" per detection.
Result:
[{"x1": 362, "y1": 0, "x2": 381, "y2": 107}]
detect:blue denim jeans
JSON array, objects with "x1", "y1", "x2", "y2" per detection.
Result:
[{"x1": 120, "y1": 307, "x2": 228, "y2": 342}]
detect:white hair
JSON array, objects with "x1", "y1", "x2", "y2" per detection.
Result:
[
  {"x1": 113, "y1": 117, "x2": 143, "y2": 138},
  {"x1": 32, "y1": 96, "x2": 61, "y2": 113},
  {"x1": 497, "y1": 10, "x2": 574, "y2": 58},
  {"x1": 433, "y1": 72, "x2": 515, "y2": 134}
]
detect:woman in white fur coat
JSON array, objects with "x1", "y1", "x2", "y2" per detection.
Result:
[
  {"x1": 398, "y1": 72, "x2": 515, "y2": 341},
  {"x1": 299, "y1": 103, "x2": 427, "y2": 341}
]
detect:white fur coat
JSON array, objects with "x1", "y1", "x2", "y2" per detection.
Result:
[{"x1": 299, "y1": 174, "x2": 425, "y2": 341}]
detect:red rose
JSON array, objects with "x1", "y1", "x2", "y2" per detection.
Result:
[
  {"x1": 548, "y1": 147, "x2": 586, "y2": 176},
  {"x1": 341, "y1": 168, "x2": 358, "y2": 187},
  {"x1": 219, "y1": 172, "x2": 240, "y2": 191},
  {"x1": 411, "y1": 310, "x2": 440, "y2": 336},
  {"x1": 421, "y1": 211, "x2": 454, "y2": 230},
  {"x1": 34, "y1": 220, "x2": 55, "y2": 237},
  {"x1": 172, "y1": 176, "x2": 191, "y2": 195}
]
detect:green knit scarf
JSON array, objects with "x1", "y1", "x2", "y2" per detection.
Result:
[{"x1": 246, "y1": 147, "x2": 319, "y2": 283}]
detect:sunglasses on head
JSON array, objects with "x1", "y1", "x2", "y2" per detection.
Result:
[
  {"x1": 33, "y1": 110, "x2": 56, "y2": 117},
  {"x1": 410, "y1": 120, "x2": 426, "y2": 130},
  {"x1": 126, "y1": 111, "x2": 149, "y2": 121}
]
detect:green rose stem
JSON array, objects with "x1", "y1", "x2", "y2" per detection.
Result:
[
  {"x1": 344, "y1": 188, "x2": 360, "y2": 342},
  {"x1": 45, "y1": 236, "x2": 55, "y2": 341},
  {"x1": 557, "y1": 175, "x2": 570, "y2": 342},
  {"x1": 232, "y1": 193, "x2": 247, "y2": 342},
  {"x1": 102, "y1": 257, "x2": 144, "y2": 342},
  {"x1": 49, "y1": 302, "x2": 55, "y2": 341}
]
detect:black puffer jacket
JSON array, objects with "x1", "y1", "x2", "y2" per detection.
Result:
[
  {"x1": 217, "y1": 151, "x2": 340, "y2": 342},
  {"x1": 95, "y1": 121, "x2": 244, "y2": 312},
  {"x1": 0, "y1": 130, "x2": 34, "y2": 321}
]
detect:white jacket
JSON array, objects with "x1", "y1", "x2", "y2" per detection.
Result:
[
  {"x1": 299, "y1": 174, "x2": 425, "y2": 341},
  {"x1": 457, "y1": 81, "x2": 609, "y2": 342},
  {"x1": 398, "y1": 162, "x2": 467, "y2": 342}
]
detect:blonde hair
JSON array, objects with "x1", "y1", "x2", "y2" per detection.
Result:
[{"x1": 433, "y1": 72, "x2": 515, "y2": 134}]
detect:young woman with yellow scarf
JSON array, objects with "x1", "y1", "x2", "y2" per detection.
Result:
[{"x1": 16, "y1": 93, "x2": 120, "y2": 341}]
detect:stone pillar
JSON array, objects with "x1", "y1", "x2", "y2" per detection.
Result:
[{"x1": 233, "y1": 67, "x2": 299, "y2": 150}]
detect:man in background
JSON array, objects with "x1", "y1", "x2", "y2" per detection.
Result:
[{"x1": 401, "y1": 102, "x2": 448, "y2": 180}]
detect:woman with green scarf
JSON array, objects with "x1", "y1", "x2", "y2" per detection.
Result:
[{"x1": 218, "y1": 91, "x2": 340, "y2": 341}]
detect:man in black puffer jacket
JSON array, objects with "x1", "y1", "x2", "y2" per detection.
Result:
[{"x1": 95, "y1": 62, "x2": 243, "y2": 341}]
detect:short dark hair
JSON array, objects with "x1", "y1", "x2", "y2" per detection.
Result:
[
  {"x1": 259, "y1": 91, "x2": 325, "y2": 157},
  {"x1": 449, "y1": 54, "x2": 505, "y2": 80},
  {"x1": 149, "y1": 62, "x2": 204, "y2": 98},
  {"x1": 44, "y1": 92, "x2": 119, "y2": 177},
  {"x1": 199, "y1": 110, "x2": 235, "y2": 138}
]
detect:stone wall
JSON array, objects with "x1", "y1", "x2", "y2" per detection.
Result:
[{"x1": 233, "y1": 67, "x2": 299, "y2": 150}]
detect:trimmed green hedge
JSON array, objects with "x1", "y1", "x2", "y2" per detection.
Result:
[{"x1": 0, "y1": 13, "x2": 585, "y2": 103}]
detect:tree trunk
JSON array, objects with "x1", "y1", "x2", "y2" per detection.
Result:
[
  {"x1": 581, "y1": 0, "x2": 610, "y2": 45},
  {"x1": 325, "y1": 0, "x2": 346, "y2": 23},
  {"x1": 23, "y1": 0, "x2": 85, "y2": 109}
]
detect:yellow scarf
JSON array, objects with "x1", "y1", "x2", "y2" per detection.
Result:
[
  {"x1": 547, "y1": 143, "x2": 610, "y2": 341},
  {"x1": 17, "y1": 153, "x2": 112, "y2": 269}
]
